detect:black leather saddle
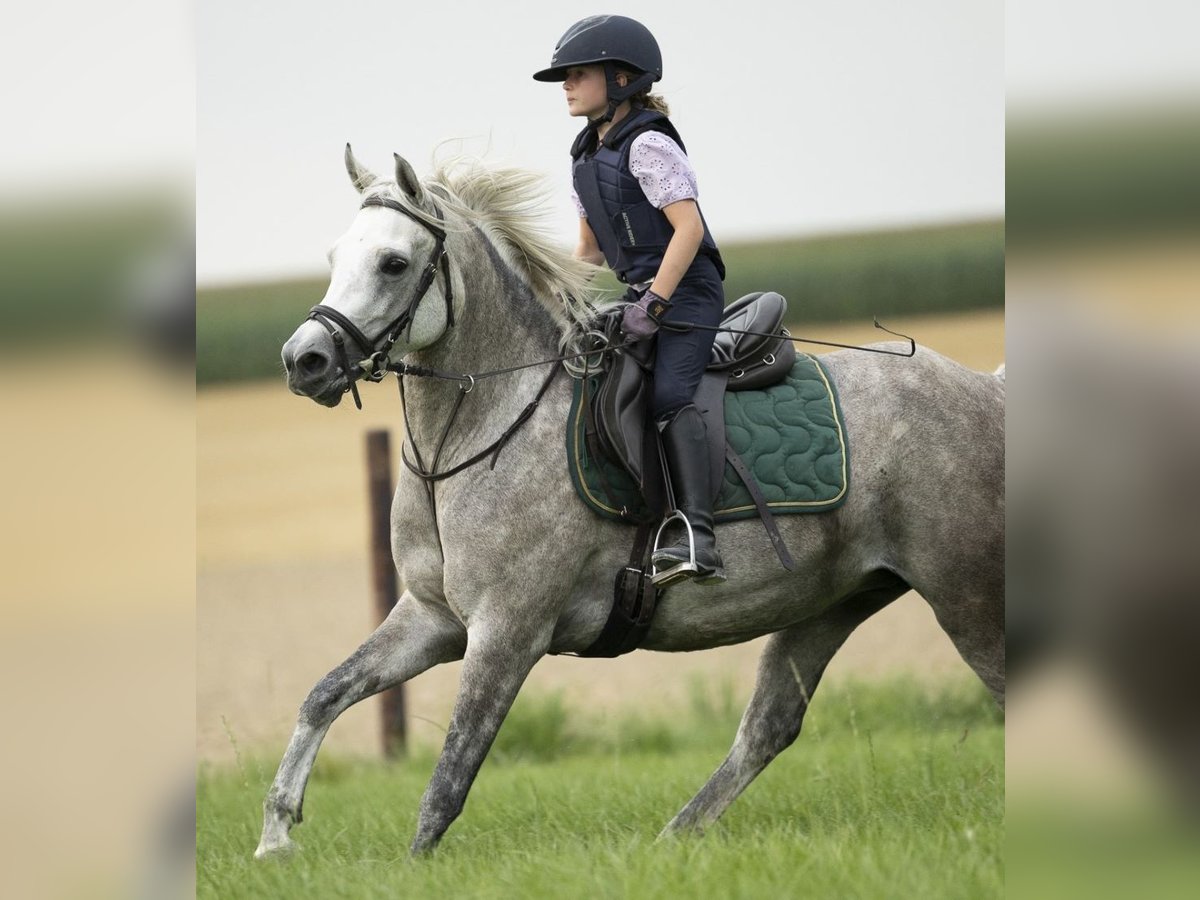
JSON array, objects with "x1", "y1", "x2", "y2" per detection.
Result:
[{"x1": 591, "y1": 291, "x2": 795, "y2": 496}]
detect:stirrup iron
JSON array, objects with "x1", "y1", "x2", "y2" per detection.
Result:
[{"x1": 651, "y1": 510, "x2": 700, "y2": 587}]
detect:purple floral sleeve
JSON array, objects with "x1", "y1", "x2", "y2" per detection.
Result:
[
  {"x1": 570, "y1": 130, "x2": 699, "y2": 217},
  {"x1": 628, "y1": 131, "x2": 699, "y2": 208}
]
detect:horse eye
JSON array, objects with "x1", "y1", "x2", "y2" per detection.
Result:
[{"x1": 380, "y1": 256, "x2": 408, "y2": 275}]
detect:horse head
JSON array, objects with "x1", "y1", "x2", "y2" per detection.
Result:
[{"x1": 282, "y1": 145, "x2": 456, "y2": 407}]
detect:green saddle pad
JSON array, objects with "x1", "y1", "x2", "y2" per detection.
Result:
[{"x1": 566, "y1": 353, "x2": 850, "y2": 523}]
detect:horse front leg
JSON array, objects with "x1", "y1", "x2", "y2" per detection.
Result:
[
  {"x1": 661, "y1": 588, "x2": 901, "y2": 836},
  {"x1": 409, "y1": 618, "x2": 551, "y2": 854},
  {"x1": 255, "y1": 593, "x2": 465, "y2": 859}
]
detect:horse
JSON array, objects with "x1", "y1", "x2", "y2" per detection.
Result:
[{"x1": 255, "y1": 145, "x2": 1005, "y2": 858}]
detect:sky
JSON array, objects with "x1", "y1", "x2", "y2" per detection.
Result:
[
  {"x1": 4, "y1": 2, "x2": 1198, "y2": 286},
  {"x1": 196, "y1": 0, "x2": 1005, "y2": 286},
  {"x1": 0, "y1": 0, "x2": 193, "y2": 194}
]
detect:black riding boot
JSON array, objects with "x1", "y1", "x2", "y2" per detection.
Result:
[{"x1": 652, "y1": 404, "x2": 725, "y2": 585}]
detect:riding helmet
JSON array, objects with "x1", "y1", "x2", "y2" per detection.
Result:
[{"x1": 531, "y1": 15, "x2": 662, "y2": 82}]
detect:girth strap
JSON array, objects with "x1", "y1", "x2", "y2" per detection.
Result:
[{"x1": 577, "y1": 519, "x2": 661, "y2": 658}]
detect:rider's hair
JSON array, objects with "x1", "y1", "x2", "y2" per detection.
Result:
[
  {"x1": 616, "y1": 66, "x2": 670, "y2": 116},
  {"x1": 633, "y1": 89, "x2": 670, "y2": 116}
]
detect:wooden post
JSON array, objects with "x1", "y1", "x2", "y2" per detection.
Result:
[{"x1": 365, "y1": 429, "x2": 406, "y2": 757}]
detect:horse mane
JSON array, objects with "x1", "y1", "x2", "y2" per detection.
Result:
[{"x1": 362, "y1": 156, "x2": 608, "y2": 336}]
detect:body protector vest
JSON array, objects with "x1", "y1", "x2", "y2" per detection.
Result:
[{"x1": 572, "y1": 107, "x2": 725, "y2": 285}]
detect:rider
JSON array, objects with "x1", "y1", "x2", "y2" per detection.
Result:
[{"x1": 534, "y1": 15, "x2": 727, "y2": 584}]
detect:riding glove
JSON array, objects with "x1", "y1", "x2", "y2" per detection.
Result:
[{"x1": 620, "y1": 287, "x2": 672, "y2": 341}]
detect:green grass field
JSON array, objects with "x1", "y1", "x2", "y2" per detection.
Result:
[{"x1": 198, "y1": 679, "x2": 1003, "y2": 898}]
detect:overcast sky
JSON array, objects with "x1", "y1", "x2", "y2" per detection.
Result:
[{"x1": 197, "y1": 0, "x2": 1005, "y2": 286}]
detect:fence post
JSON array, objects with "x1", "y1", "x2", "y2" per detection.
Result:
[{"x1": 365, "y1": 429, "x2": 406, "y2": 757}]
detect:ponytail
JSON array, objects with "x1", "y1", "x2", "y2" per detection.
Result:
[{"x1": 634, "y1": 90, "x2": 670, "y2": 116}]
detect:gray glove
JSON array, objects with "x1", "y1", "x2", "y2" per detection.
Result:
[{"x1": 620, "y1": 288, "x2": 672, "y2": 341}]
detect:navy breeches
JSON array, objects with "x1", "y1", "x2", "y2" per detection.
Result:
[{"x1": 650, "y1": 255, "x2": 724, "y2": 421}]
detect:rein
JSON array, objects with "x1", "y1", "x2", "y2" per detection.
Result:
[
  {"x1": 389, "y1": 333, "x2": 618, "y2": 484},
  {"x1": 398, "y1": 364, "x2": 562, "y2": 483},
  {"x1": 383, "y1": 314, "x2": 917, "y2": 390},
  {"x1": 383, "y1": 314, "x2": 915, "y2": 485}
]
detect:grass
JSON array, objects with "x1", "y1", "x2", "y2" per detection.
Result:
[{"x1": 198, "y1": 678, "x2": 1003, "y2": 898}]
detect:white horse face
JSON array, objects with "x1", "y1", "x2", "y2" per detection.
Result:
[{"x1": 282, "y1": 147, "x2": 452, "y2": 406}]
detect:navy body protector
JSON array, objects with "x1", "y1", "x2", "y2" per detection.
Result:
[{"x1": 571, "y1": 107, "x2": 725, "y2": 284}]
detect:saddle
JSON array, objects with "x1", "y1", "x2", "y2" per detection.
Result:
[
  {"x1": 572, "y1": 291, "x2": 799, "y2": 659},
  {"x1": 592, "y1": 291, "x2": 796, "y2": 496}
]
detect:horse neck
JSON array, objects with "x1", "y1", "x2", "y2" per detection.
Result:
[{"x1": 400, "y1": 223, "x2": 567, "y2": 451}]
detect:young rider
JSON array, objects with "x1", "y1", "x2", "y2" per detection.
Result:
[{"x1": 533, "y1": 15, "x2": 727, "y2": 584}]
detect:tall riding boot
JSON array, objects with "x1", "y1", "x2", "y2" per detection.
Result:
[{"x1": 652, "y1": 404, "x2": 726, "y2": 585}]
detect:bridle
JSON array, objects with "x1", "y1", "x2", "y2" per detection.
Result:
[
  {"x1": 305, "y1": 195, "x2": 455, "y2": 409},
  {"x1": 297, "y1": 192, "x2": 590, "y2": 498}
]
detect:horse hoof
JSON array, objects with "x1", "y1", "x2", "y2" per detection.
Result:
[{"x1": 253, "y1": 837, "x2": 297, "y2": 860}]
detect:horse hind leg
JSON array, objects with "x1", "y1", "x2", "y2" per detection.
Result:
[
  {"x1": 254, "y1": 593, "x2": 466, "y2": 859},
  {"x1": 923, "y1": 582, "x2": 1006, "y2": 710},
  {"x1": 661, "y1": 584, "x2": 904, "y2": 837},
  {"x1": 910, "y1": 557, "x2": 1005, "y2": 709}
]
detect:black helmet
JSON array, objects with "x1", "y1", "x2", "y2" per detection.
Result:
[{"x1": 532, "y1": 15, "x2": 662, "y2": 83}]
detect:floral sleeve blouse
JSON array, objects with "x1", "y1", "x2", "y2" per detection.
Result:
[{"x1": 571, "y1": 131, "x2": 699, "y2": 217}]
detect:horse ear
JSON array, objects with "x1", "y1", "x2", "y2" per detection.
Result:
[
  {"x1": 394, "y1": 153, "x2": 426, "y2": 205},
  {"x1": 344, "y1": 143, "x2": 378, "y2": 193}
]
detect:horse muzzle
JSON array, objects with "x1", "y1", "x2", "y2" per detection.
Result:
[{"x1": 282, "y1": 324, "x2": 349, "y2": 406}]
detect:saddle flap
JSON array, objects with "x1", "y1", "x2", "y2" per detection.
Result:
[
  {"x1": 595, "y1": 340, "x2": 655, "y2": 487},
  {"x1": 589, "y1": 291, "x2": 794, "y2": 491}
]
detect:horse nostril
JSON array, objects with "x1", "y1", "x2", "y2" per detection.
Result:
[{"x1": 298, "y1": 350, "x2": 329, "y2": 378}]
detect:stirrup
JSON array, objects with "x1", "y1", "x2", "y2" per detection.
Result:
[{"x1": 651, "y1": 510, "x2": 701, "y2": 587}]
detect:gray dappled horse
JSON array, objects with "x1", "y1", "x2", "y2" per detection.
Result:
[{"x1": 256, "y1": 147, "x2": 1005, "y2": 858}]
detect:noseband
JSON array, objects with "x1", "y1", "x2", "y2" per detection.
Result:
[{"x1": 306, "y1": 195, "x2": 455, "y2": 408}]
